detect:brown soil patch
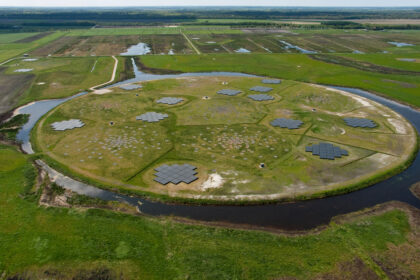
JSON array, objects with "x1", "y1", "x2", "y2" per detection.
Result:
[
  {"x1": 6, "y1": 266, "x2": 123, "y2": 280},
  {"x1": 382, "y1": 79, "x2": 417, "y2": 89},
  {"x1": 15, "y1": 32, "x2": 53, "y2": 43},
  {"x1": 0, "y1": 67, "x2": 34, "y2": 114},
  {"x1": 31, "y1": 36, "x2": 80, "y2": 56},
  {"x1": 314, "y1": 257, "x2": 380, "y2": 280}
]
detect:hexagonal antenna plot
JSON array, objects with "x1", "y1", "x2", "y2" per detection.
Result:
[
  {"x1": 250, "y1": 86, "x2": 273, "y2": 93},
  {"x1": 305, "y1": 142, "x2": 348, "y2": 160},
  {"x1": 262, "y1": 79, "x2": 281, "y2": 84},
  {"x1": 270, "y1": 118, "x2": 303, "y2": 129},
  {"x1": 153, "y1": 164, "x2": 198, "y2": 185},
  {"x1": 248, "y1": 94, "x2": 274, "y2": 101},
  {"x1": 51, "y1": 119, "x2": 85, "y2": 131},
  {"x1": 217, "y1": 89, "x2": 242, "y2": 96},
  {"x1": 156, "y1": 97, "x2": 184, "y2": 105},
  {"x1": 343, "y1": 118, "x2": 377, "y2": 128},
  {"x1": 136, "y1": 112, "x2": 169, "y2": 123}
]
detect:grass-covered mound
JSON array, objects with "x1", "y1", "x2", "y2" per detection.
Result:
[{"x1": 34, "y1": 76, "x2": 416, "y2": 202}]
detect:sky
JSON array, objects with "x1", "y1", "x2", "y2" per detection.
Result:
[{"x1": 0, "y1": 0, "x2": 419, "y2": 7}]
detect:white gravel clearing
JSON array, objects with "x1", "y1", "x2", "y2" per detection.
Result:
[
  {"x1": 201, "y1": 173, "x2": 224, "y2": 190},
  {"x1": 324, "y1": 87, "x2": 372, "y2": 107},
  {"x1": 388, "y1": 118, "x2": 407, "y2": 134}
]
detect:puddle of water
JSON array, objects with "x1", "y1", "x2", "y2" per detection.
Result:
[
  {"x1": 14, "y1": 68, "x2": 33, "y2": 72},
  {"x1": 397, "y1": 58, "x2": 416, "y2": 62},
  {"x1": 388, "y1": 41, "x2": 414, "y2": 47},
  {"x1": 352, "y1": 50, "x2": 365, "y2": 54},
  {"x1": 278, "y1": 40, "x2": 317, "y2": 54},
  {"x1": 235, "y1": 48, "x2": 251, "y2": 53},
  {"x1": 206, "y1": 41, "x2": 216, "y2": 44},
  {"x1": 22, "y1": 58, "x2": 38, "y2": 62},
  {"x1": 120, "y1": 42, "x2": 151, "y2": 56}
]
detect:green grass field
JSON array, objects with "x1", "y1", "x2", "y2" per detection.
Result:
[
  {"x1": 34, "y1": 76, "x2": 416, "y2": 202},
  {"x1": 141, "y1": 53, "x2": 420, "y2": 107},
  {"x1": 4, "y1": 56, "x2": 116, "y2": 104},
  {"x1": 0, "y1": 143, "x2": 419, "y2": 279},
  {"x1": 0, "y1": 32, "x2": 41, "y2": 44},
  {"x1": 0, "y1": 32, "x2": 64, "y2": 63},
  {"x1": 335, "y1": 53, "x2": 420, "y2": 72}
]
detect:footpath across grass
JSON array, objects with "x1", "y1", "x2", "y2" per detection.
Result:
[{"x1": 0, "y1": 143, "x2": 418, "y2": 279}]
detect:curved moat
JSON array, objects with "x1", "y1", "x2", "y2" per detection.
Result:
[{"x1": 15, "y1": 63, "x2": 420, "y2": 231}]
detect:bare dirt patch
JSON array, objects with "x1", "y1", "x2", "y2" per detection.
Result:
[
  {"x1": 387, "y1": 118, "x2": 408, "y2": 134},
  {"x1": 200, "y1": 173, "x2": 224, "y2": 190},
  {"x1": 15, "y1": 32, "x2": 53, "y2": 43},
  {"x1": 31, "y1": 36, "x2": 80, "y2": 56},
  {"x1": 382, "y1": 79, "x2": 417, "y2": 89},
  {"x1": 313, "y1": 257, "x2": 380, "y2": 280}
]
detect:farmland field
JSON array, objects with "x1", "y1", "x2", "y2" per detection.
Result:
[
  {"x1": 3, "y1": 56, "x2": 116, "y2": 105},
  {"x1": 25, "y1": 30, "x2": 420, "y2": 57},
  {"x1": 0, "y1": 32, "x2": 64, "y2": 63},
  {"x1": 32, "y1": 34, "x2": 194, "y2": 56},
  {"x1": 0, "y1": 32, "x2": 40, "y2": 43},
  {"x1": 0, "y1": 67, "x2": 34, "y2": 114}
]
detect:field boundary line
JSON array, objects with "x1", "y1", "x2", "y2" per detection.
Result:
[
  {"x1": 247, "y1": 38, "x2": 272, "y2": 53},
  {"x1": 181, "y1": 31, "x2": 201, "y2": 55},
  {"x1": 221, "y1": 45, "x2": 232, "y2": 53},
  {"x1": 125, "y1": 147, "x2": 175, "y2": 182},
  {"x1": 0, "y1": 57, "x2": 21, "y2": 66}
]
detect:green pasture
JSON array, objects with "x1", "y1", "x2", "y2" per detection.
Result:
[
  {"x1": 0, "y1": 32, "x2": 63, "y2": 63},
  {"x1": 335, "y1": 53, "x2": 420, "y2": 72},
  {"x1": 0, "y1": 32, "x2": 40, "y2": 44},
  {"x1": 0, "y1": 143, "x2": 417, "y2": 279},
  {"x1": 5, "y1": 56, "x2": 115, "y2": 104},
  {"x1": 140, "y1": 53, "x2": 420, "y2": 107}
]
